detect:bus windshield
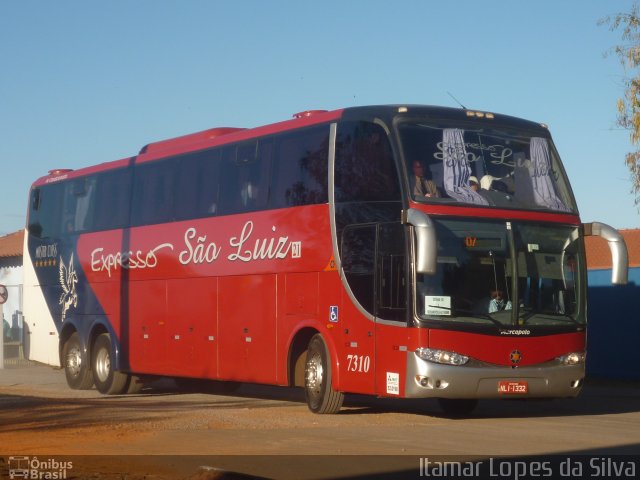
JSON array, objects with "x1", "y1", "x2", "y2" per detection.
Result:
[
  {"x1": 416, "y1": 219, "x2": 585, "y2": 329},
  {"x1": 397, "y1": 120, "x2": 577, "y2": 213}
]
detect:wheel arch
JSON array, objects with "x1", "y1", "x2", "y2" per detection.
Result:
[
  {"x1": 88, "y1": 319, "x2": 124, "y2": 371},
  {"x1": 287, "y1": 327, "x2": 318, "y2": 387},
  {"x1": 286, "y1": 323, "x2": 341, "y2": 389},
  {"x1": 58, "y1": 316, "x2": 121, "y2": 369},
  {"x1": 58, "y1": 316, "x2": 92, "y2": 366}
]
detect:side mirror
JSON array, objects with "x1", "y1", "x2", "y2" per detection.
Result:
[
  {"x1": 405, "y1": 209, "x2": 437, "y2": 274},
  {"x1": 583, "y1": 222, "x2": 629, "y2": 285}
]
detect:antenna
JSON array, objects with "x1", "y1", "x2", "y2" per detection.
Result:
[{"x1": 447, "y1": 92, "x2": 467, "y2": 110}]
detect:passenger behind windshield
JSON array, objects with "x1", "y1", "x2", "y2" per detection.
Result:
[
  {"x1": 412, "y1": 160, "x2": 440, "y2": 198},
  {"x1": 400, "y1": 122, "x2": 575, "y2": 213}
]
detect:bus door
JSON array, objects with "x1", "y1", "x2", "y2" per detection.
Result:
[
  {"x1": 339, "y1": 222, "x2": 407, "y2": 395},
  {"x1": 374, "y1": 222, "x2": 409, "y2": 397},
  {"x1": 339, "y1": 224, "x2": 377, "y2": 394}
]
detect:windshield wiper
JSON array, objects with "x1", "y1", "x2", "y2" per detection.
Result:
[
  {"x1": 528, "y1": 313, "x2": 580, "y2": 325},
  {"x1": 518, "y1": 308, "x2": 580, "y2": 325},
  {"x1": 451, "y1": 308, "x2": 504, "y2": 328}
]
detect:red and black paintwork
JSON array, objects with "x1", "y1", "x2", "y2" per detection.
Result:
[{"x1": 25, "y1": 105, "x2": 587, "y2": 400}]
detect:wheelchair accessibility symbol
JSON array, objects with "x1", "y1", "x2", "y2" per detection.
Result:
[{"x1": 329, "y1": 306, "x2": 339, "y2": 323}]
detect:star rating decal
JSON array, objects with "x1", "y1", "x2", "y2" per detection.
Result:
[{"x1": 35, "y1": 258, "x2": 57, "y2": 268}]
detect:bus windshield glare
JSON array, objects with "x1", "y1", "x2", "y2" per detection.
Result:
[
  {"x1": 397, "y1": 121, "x2": 577, "y2": 213},
  {"x1": 416, "y1": 219, "x2": 585, "y2": 329}
]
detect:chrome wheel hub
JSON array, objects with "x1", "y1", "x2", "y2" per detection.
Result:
[
  {"x1": 95, "y1": 348, "x2": 111, "y2": 383},
  {"x1": 66, "y1": 347, "x2": 82, "y2": 378},
  {"x1": 305, "y1": 352, "x2": 324, "y2": 397}
]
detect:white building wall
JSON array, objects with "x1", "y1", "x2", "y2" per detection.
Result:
[{"x1": 0, "y1": 262, "x2": 23, "y2": 339}]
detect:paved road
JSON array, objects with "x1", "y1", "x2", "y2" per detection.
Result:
[{"x1": 1, "y1": 363, "x2": 639, "y2": 479}]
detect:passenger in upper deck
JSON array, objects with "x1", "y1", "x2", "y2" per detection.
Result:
[{"x1": 412, "y1": 160, "x2": 440, "y2": 198}]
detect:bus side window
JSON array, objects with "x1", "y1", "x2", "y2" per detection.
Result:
[
  {"x1": 132, "y1": 159, "x2": 178, "y2": 226},
  {"x1": 28, "y1": 184, "x2": 64, "y2": 239},
  {"x1": 218, "y1": 145, "x2": 242, "y2": 215},
  {"x1": 335, "y1": 121, "x2": 400, "y2": 203},
  {"x1": 376, "y1": 222, "x2": 407, "y2": 321},
  {"x1": 195, "y1": 149, "x2": 222, "y2": 217},
  {"x1": 341, "y1": 224, "x2": 376, "y2": 314},
  {"x1": 28, "y1": 188, "x2": 43, "y2": 238},
  {"x1": 270, "y1": 126, "x2": 329, "y2": 209},
  {"x1": 174, "y1": 149, "x2": 222, "y2": 220},
  {"x1": 61, "y1": 177, "x2": 96, "y2": 233},
  {"x1": 94, "y1": 168, "x2": 132, "y2": 231},
  {"x1": 219, "y1": 140, "x2": 270, "y2": 215}
]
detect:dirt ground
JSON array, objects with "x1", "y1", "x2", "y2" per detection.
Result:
[
  {"x1": 0, "y1": 364, "x2": 438, "y2": 479},
  {"x1": 2, "y1": 363, "x2": 640, "y2": 479}
]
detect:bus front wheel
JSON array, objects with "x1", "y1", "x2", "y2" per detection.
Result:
[
  {"x1": 62, "y1": 332, "x2": 94, "y2": 390},
  {"x1": 92, "y1": 333, "x2": 129, "y2": 395},
  {"x1": 304, "y1": 334, "x2": 344, "y2": 414}
]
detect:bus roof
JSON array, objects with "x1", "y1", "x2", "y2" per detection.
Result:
[{"x1": 32, "y1": 105, "x2": 547, "y2": 187}]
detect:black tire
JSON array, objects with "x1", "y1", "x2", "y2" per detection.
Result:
[
  {"x1": 304, "y1": 334, "x2": 344, "y2": 414},
  {"x1": 62, "y1": 332, "x2": 94, "y2": 390},
  {"x1": 437, "y1": 398, "x2": 478, "y2": 417},
  {"x1": 126, "y1": 375, "x2": 144, "y2": 394},
  {"x1": 92, "y1": 333, "x2": 129, "y2": 395}
]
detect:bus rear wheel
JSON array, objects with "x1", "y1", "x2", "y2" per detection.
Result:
[
  {"x1": 304, "y1": 334, "x2": 344, "y2": 414},
  {"x1": 92, "y1": 333, "x2": 129, "y2": 395},
  {"x1": 62, "y1": 332, "x2": 94, "y2": 390}
]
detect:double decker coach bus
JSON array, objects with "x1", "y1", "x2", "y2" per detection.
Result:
[{"x1": 23, "y1": 105, "x2": 628, "y2": 414}]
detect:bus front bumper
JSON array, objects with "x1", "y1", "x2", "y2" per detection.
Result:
[{"x1": 404, "y1": 352, "x2": 585, "y2": 399}]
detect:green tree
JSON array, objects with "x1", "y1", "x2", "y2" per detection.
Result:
[{"x1": 601, "y1": 3, "x2": 640, "y2": 207}]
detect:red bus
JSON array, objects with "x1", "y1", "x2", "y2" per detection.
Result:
[{"x1": 23, "y1": 105, "x2": 628, "y2": 414}]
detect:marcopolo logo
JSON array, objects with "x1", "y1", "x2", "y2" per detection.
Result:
[{"x1": 7, "y1": 456, "x2": 73, "y2": 479}]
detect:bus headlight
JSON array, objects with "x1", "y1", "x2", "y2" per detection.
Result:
[
  {"x1": 557, "y1": 352, "x2": 586, "y2": 365},
  {"x1": 416, "y1": 348, "x2": 469, "y2": 366}
]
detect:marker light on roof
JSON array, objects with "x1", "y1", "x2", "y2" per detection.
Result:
[
  {"x1": 465, "y1": 110, "x2": 494, "y2": 119},
  {"x1": 398, "y1": 107, "x2": 408, "y2": 113},
  {"x1": 292, "y1": 110, "x2": 328, "y2": 119}
]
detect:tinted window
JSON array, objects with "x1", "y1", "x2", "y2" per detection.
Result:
[
  {"x1": 270, "y1": 126, "x2": 329, "y2": 208},
  {"x1": 335, "y1": 121, "x2": 401, "y2": 203},
  {"x1": 341, "y1": 224, "x2": 376, "y2": 314},
  {"x1": 61, "y1": 177, "x2": 96, "y2": 233},
  {"x1": 175, "y1": 149, "x2": 221, "y2": 219},
  {"x1": 28, "y1": 184, "x2": 64, "y2": 239},
  {"x1": 218, "y1": 140, "x2": 271, "y2": 215},
  {"x1": 376, "y1": 222, "x2": 407, "y2": 321},
  {"x1": 131, "y1": 160, "x2": 177, "y2": 226},
  {"x1": 93, "y1": 168, "x2": 132, "y2": 231},
  {"x1": 341, "y1": 222, "x2": 408, "y2": 321}
]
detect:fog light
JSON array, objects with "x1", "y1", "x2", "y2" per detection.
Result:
[
  {"x1": 415, "y1": 375, "x2": 430, "y2": 387},
  {"x1": 557, "y1": 352, "x2": 586, "y2": 366},
  {"x1": 416, "y1": 348, "x2": 469, "y2": 366}
]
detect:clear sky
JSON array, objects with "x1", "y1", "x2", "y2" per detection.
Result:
[{"x1": 1, "y1": 0, "x2": 638, "y2": 236}]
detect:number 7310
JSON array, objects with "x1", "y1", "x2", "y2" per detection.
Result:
[{"x1": 346, "y1": 354, "x2": 371, "y2": 373}]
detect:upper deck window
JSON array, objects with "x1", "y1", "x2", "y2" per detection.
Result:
[{"x1": 398, "y1": 121, "x2": 577, "y2": 213}]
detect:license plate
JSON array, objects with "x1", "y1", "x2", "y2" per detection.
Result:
[{"x1": 498, "y1": 380, "x2": 528, "y2": 394}]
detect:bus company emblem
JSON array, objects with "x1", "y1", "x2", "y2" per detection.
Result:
[
  {"x1": 59, "y1": 253, "x2": 78, "y2": 322},
  {"x1": 510, "y1": 350, "x2": 522, "y2": 365}
]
